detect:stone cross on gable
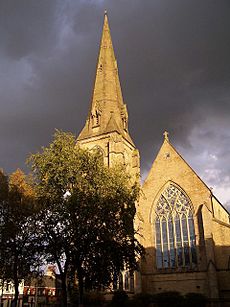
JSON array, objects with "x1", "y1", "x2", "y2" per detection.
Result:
[{"x1": 163, "y1": 131, "x2": 169, "y2": 142}]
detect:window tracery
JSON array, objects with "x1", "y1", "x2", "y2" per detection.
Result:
[
  {"x1": 155, "y1": 184, "x2": 197, "y2": 269},
  {"x1": 90, "y1": 145, "x2": 104, "y2": 163}
]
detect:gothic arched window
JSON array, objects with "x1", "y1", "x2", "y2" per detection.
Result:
[
  {"x1": 155, "y1": 184, "x2": 197, "y2": 269},
  {"x1": 90, "y1": 145, "x2": 104, "y2": 162}
]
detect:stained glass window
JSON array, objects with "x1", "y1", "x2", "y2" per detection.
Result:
[{"x1": 154, "y1": 184, "x2": 197, "y2": 269}]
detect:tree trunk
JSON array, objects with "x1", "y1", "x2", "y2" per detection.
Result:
[
  {"x1": 11, "y1": 256, "x2": 19, "y2": 307},
  {"x1": 77, "y1": 266, "x2": 84, "y2": 307},
  {"x1": 0, "y1": 280, "x2": 5, "y2": 307},
  {"x1": 60, "y1": 274, "x2": 68, "y2": 307},
  {"x1": 56, "y1": 260, "x2": 68, "y2": 307}
]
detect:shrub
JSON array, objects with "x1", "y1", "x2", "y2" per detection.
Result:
[
  {"x1": 153, "y1": 291, "x2": 184, "y2": 307},
  {"x1": 110, "y1": 290, "x2": 129, "y2": 307},
  {"x1": 184, "y1": 292, "x2": 207, "y2": 307},
  {"x1": 68, "y1": 288, "x2": 79, "y2": 305},
  {"x1": 129, "y1": 293, "x2": 153, "y2": 307},
  {"x1": 83, "y1": 291, "x2": 105, "y2": 306}
]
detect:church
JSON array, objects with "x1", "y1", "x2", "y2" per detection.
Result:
[{"x1": 77, "y1": 12, "x2": 230, "y2": 303}]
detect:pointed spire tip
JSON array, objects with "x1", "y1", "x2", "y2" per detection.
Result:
[{"x1": 104, "y1": 9, "x2": 107, "y2": 15}]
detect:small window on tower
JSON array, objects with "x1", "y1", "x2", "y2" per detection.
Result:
[
  {"x1": 121, "y1": 105, "x2": 128, "y2": 131},
  {"x1": 122, "y1": 117, "x2": 127, "y2": 131},
  {"x1": 92, "y1": 110, "x2": 101, "y2": 127},
  {"x1": 96, "y1": 111, "x2": 100, "y2": 125}
]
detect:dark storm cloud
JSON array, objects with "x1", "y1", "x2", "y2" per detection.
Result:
[
  {"x1": 0, "y1": 0, "x2": 230, "y2": 206},
  {"x1": 0, "y1": 0, "x2": 60, "y2": 58}
]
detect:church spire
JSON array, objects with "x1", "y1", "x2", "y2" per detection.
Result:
[{"x1": 78, "y1": 12, "x2": 134, "y2": 145}]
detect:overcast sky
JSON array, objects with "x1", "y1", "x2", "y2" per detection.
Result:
[{"x1": 0, "y1": 0, "x2": 230, "y2": 209}]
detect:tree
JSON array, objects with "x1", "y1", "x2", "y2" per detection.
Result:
[
  {"x1": 0, "y1": 169, "x2": 9, "y2": 301},
  {"x1": 28, "y1": 131, "x2": 84, "y2": 306},
  {"x1": 28, "y1": 130, "x2": 144, "y2": 306},
  {"x1": 0, "y1": 169, "x2": 39, "y2": 307}
]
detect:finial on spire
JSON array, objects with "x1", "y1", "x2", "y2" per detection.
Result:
[
  {"x1": 104, "y1": 9, "x2": 107, "y2": 15},
  {"x1": 163, "y1": 131, "x2": 169, "y2": 142}
]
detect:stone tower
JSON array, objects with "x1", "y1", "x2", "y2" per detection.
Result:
[{"x1": 77, "y1": 12, "x2": 139, "y2": 179}]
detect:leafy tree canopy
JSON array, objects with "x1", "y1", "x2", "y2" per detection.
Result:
[{"x1": 28, "y1": 130, "x2": 144, "y2": 305}]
